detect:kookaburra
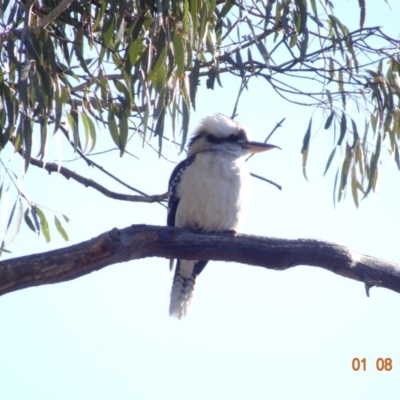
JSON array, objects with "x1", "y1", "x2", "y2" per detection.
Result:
[{"x1": 168, "y1": 114, "x2": 279, "y2": 319}]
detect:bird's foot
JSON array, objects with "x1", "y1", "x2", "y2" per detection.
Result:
[{"x1": 223, "y1": 229, "x2": 238, "y2": 237}]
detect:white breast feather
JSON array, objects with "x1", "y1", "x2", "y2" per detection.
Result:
[{"x1": 175, "y1": 152, "x2": 251, "y2": 232}]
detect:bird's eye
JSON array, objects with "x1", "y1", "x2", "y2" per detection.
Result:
[
  {"x1": 227, "y1": 134, "x2": 239, "y2": 142},
  {"x1": 207, "y1": 135, "x2": 221, "y2": 144}
]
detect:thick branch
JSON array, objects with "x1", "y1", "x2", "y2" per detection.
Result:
[
  {"x1": 39, "y1": 0, "x2": 75, "y2": 29},
  {"x1": 28, "y1": 156, "x2": 167, "y2": 203},
  {"x1": 1, "y1": 225, "x2": 400, "y2": 297}
]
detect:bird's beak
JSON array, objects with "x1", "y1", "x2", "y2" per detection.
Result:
[{"x1": 241, "y1": 141, "x2": 281, "y2": 154}]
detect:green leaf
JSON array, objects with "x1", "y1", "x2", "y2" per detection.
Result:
[
  {"x1": 395, "y1": 145, "x2": 400, "y2": 170},
  {"x1": 128, "y1": 39, "x2": 140, "y2": 65},
  {"x1": 255, "y1": 40, "x2": 272, "y2": 68},
  {"x1": 328, "y1": 15, "x2": 347, "y2": 55},
  {"x1": 328, "y1": 58, "x2": 335, "y2": 80},
  {"x1": 235, "y1": 51, "x2": 245, "y2": 78},
  {"x1": 86, "y1": 115, "x2": 97, "y2": 153},
  {"x1": 350, "y1": 119, "x2": 359, "y2": 149},
  {"x1": 102, "y1": 15, "x2": 115, "y2": 49},
  {"x1": 333, "y1": 169, "x2": 339, "y2": 207},
  {"x1": 338, "y1": 70, "x2": 346, "y2": 106},
  {"x1": 338, "y1": 143, "x2": 352, "y2": 201},
  {"x1": 30, "y1": 207, "x2": 41, "y2": 233},
  {"x1": 6, "y1": 198, "x2": 17, "y2": 232},
  {"x1": 66, "y1": 111, "x2": 80, "y2": 152},
  {"x1": 220, "y1": 0, "x2": 234, "y2": 18},
  {"x1": 351, "y1": 165, "x2": 360, "y2": 208},
  {"x1": 206, "y1": 67, "x2": 217, "y2": 90},
  {"x1": 24, "y1": 208, "x2": 36, "y2": 232},
  {"x1": 185, "y1": 0, "x2": 196, "y2": 34},
  {"x1": 54, "y1": 86, "x2": 64, "y2": 135},
  {"x1": 5, "y1": 199, "x2": 23, "y2": 246},
  {"x1": 38, "y1": 116, "x2": 48, "y2": 159},
  {"x1": 247, "y1": 48, "x2": 254, "y2": 71},
  {"x1": 189, "y1": 59, "x2": 200, "y2": 110},
  {"x1": 54, "y1": 215, "x2": 69, "y2": 241},
  {"x1": 384, "y1": 77, "x2": 394, "y2": 112},
  {"x1": 301, "y1": 118, "x2": 312, "y2": 181},
  {"x1": 337, "y1": 112, "x2": 347, "y2": 145},
  {"x1": 22, "y1": 116, "x2": 32, "y2": 172},
  {"x1": 181, "y1": 77, "x2": 190, "y2": 151},
  {"x1": 119, "y1": 114, "x2": 128, "y2": 156},
  {"x1": 34, "y1": 206, "x2": 51, "y2": 243},
  {"x1": 299, "y1": 29, "x2": 309, "y2": 61},
  {"x1": 354, "y1": 139, "x2": 364, "y2": 178},
  {"x1": 323, "y1": 147, "x2": 336, "y2": 176},
  {"x1": 326, "y1": 89, "x2": 333, "y2": 109},
  {"x1": 142, "y1": 87, "x2": 150, "y2": 141},
  {"x1": 310, "y1": 0, "x2": 318, "y2": 17},
  {"x1": 351, "y1": 118, "x2": 359, "y2": 140},
  {"x1": 153, "y1": 63, "x2": 167, "y2": 92},
  {"x1": 154, "y1": 109, "x2": 165, "y2": 147},
  {"x1": 154, "y1": 88, "x2": 165, "y2": 122},
  {"x1": 365, "y1": 133, "x2": 381, "y2": 196},
  {"x1": 147, "y1": 30, "x2": 167, "y2": 82},
  {"x1": 131, "y1": 14, "x2": 146, "y2": 42},
  {"x1": 98, "y1": 70, "x2": 109, "y2": 103},
  {"x1": 199, "y1": 2, "x2": 208, "y2": 45},
  {"x1": 370, "y1": 114, "x2": 377, "y2": 134},
  {"x1": 324, "y1": 112, "x2": 334, "y2": 130},
  {"x1": 358, "y1": 0, "x2": 366, "y2": 28},
  {"x1": 173, "y1": 31, "x2": 185, "y2": 78},
  {"x1": 19, "y1": 31, "x2": 43, "y2": 64},
  {"x1": 289, "y1": 34, "x2": 298, "y2": 48},
  {"x1": 114, "y1": 80, "x2": 132, "y2": 108},
  {"x1": 108, "y1": 109, "x2": 120, "y2": 147},
  {"x1": 181, "y1": 74, "x2": 191, "y2": 116},
  {"x1": 80, "y1": 111, "x2": 90, "y2": 153},
  {"x1": 294, "y1": 0, "x2": 308, "y2": 35}
]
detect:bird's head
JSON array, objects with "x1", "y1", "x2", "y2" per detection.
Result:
[{"x1": 187, "y1": 114, "x2": 280, "y2": 158}]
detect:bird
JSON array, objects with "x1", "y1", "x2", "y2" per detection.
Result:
[{"x1": 167, "y1": 113, "x2": 279, "y2": 319}]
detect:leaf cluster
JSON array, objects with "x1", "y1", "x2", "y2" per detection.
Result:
[{"x1": 0, "y1": 0, "x2": 399, "y2": 248}]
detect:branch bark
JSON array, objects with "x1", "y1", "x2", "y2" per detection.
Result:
[
  {"x1": 1, "y1": 224, "x2": 400, "y2": 297},
  {"x1": 39, "y1": 0, "x2": 75, "y2": 29}
]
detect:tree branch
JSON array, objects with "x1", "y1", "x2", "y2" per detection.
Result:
[
  {"x1": 1, "y1": 225, "x2": 399, "y2": 297},
  {"x1": 39, "y1": 0, "x2": 75, "y2": 29},
  {"x1": 27, "y1": 156, "x2": 167, "y2": 203}
]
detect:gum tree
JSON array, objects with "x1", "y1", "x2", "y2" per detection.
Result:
[{"x1": 0, "y1": 0, "x2": 400, "y2": 296}]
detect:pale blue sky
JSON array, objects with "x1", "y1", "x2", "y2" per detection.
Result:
[{"x1": 1, "y1": 2, "x2": 400, "y2": 399}]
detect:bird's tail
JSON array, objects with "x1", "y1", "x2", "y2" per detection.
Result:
[{"x1": 169, "y1": 259, "x2": 208, "y2": 319}]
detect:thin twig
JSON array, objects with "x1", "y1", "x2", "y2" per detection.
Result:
[
  {"x1": 250, "y1": 172, "x2": 282, "y2": 190},
  {"x1": 26, "y1": 155, "x2": 168, "y2": 204},
  {"x1": 246, "y1": 118, "x2": 285, "y2": 162},
  {"x1": 57, "y1": 126, "x2": 167, "y2": 204},
  {"x1": 231, "y1": 76, "x2": 251, "y2": 119}
]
